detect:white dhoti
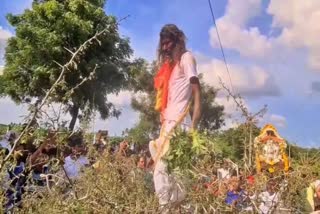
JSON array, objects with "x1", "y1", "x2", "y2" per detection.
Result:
[{"x1": 149, "y1": 119, "x2": 190, "y2": 207}]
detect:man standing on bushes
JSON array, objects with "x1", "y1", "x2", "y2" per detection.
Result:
[{"x1": 149, "y1": 24, "x2": 201, "y2": 211}]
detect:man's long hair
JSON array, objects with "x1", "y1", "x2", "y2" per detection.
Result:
[{"x1": 157, "y1": 24, "x2": 187, "y2": 66}]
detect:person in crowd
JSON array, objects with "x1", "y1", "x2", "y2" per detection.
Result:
[
  {"x1": 63, "y1": 137, "x2": 89, "y2": 180},
  {"x1": 225, "y1": 177, "x2": 245, "y2": 209},
  {"x1": 303, "y1": 180, "x2": 320, "y2": 213},
  {"x1": 258, "y1": 179, "x2": 280, "y2": 214},
  {"x1": 218, "y1": 160, "x2": 231, "y2": 180},
  {"x1": 28, "y1": 138, "x2": 58, "y2": 188},
  {"x1": 116, "y1": 140, "x2": 130, "y2": 158},
  {"x1": 0, "y1": 131, "x2": 17, "y2": 154},
  {"x1": 3, "y1": 143, "x2": 31, "y2": 212},
  {"x1": 130, "y1": 155, "x2": 154, "y2": 193}
]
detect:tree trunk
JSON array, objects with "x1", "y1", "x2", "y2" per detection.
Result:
[
  {"x1": 248, "y1": 124, "x2": 253, "y2": 167},
  {"x1": 69, "y1": 104, "x2": 79, "y2": 131},
  {"x1": 243, "y1": 135, "x2": 247, "y2": 171}
]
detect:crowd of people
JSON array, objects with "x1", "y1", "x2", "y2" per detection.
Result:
[
  {"x1": 0, "y1": 129, "x2": 158, "y2": 212},
  {"x1": 198, "y1": 161, "x2": 287, "y2": 213},
  {"x1": 1, "y1": 129, "x2": 319, "y2": 213}
]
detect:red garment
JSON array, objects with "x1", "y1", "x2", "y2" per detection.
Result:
[
  {"x1": 247, "y1": 175, "x2": 255, "y2": 185},
  {"x1": 154, "y1": 61, "x2": 175, "y2": 113}
]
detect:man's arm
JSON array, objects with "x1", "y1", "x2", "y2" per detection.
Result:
[{"x1": 190, "y1": 77, "x2": 201, "y2": 130}]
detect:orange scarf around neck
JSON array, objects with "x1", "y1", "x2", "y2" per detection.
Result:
[{"x1": 154, "y1": 61, "x2": 175, "y2": 113}]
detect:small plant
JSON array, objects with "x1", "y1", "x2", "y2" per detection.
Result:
[{"x1": 163, "y1": 130, "x2": 214, "y2": 175}]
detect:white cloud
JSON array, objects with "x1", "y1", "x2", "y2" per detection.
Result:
[
  {"x1": 0, "y1": 98, "x2": 28, "y2": 125},
  {"x1": 94, "y1": 107, "x2": 138, "y2": 136},
  {"x1": 108, "y1": 90, "x2": 147, "y2": 108},
  {"x1": 0, "y1": 96, "x2": 139, "y2": 135},
  {"x1": 269, "y1": 114, "x2": 287, "y2": 128},
  {"x1": 268, "y1": 0, "x2": 320, "y2": 71},
  {"x1": 214, "y1": 96, "x2": 243, "y2": 130},
  {"x1": 209, "y1": 0, "x2": 320, "y2": 72},
  {"x1": 107, "y1": 90, "x2": 133, "y2": 107},
  {"x1": 96, "y1": 90, "x2": 144, "y2": 135},
  {"x1": 195, "y1": 51, "x2": 281, "y2": 129},
  {"x1": 0, "y1": 27, "x2": 13, "y2": 65},
  {"x1": 222, "y1": 0, "x2": 262, "y2": 27},
  {"x1": 209, "y1": 0, "x2": 273, "y2": 58},
  {"x1": 0, "y1": 27, "x2": 12, "y2": 41},
  {"x1": 211, "y1": 22, "x2": 273, "y2": 58},
  {"x1": 0, "y1": 66, "x2": 3, "y2": 75},
  {"x1": 197, "y1": 57, "x2": 280, "y2": 97},
  {"x1": 260, "y1": 114, "x2": 287, "y2": 128},
  {"x1": 215, "y1": 97, "x2": 239, "y2": 116}
]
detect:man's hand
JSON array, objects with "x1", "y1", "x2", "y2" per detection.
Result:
[
  {"x1": 160, "y1": 112, "x2": 164, "y2": 124},
  {"x1": 190, "y1": 76, "x2": 201, "y2": 130},
  {"x1": 189, "y1": 128, "x2": 199, "y2": 144},
  {"x1": 189, "y1": 128, "x2": 207, "y2": 154}
]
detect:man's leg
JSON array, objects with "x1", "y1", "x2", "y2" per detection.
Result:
[
  {"x1": 149, "y1": 120, "x2": 186, "y2": 208},
  {"x1": 153, "y1": 158, "x2": 171, "y2": 206}
]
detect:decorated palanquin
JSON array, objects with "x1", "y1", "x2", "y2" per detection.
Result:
[{"x1": 254, "y1": 124, "x2": 289, "y2": 173}]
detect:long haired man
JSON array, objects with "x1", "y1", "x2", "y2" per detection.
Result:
[{"x1": 150, "y1": 24, "x2": 201, "y2": 209}]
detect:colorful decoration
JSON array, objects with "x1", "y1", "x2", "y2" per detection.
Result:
[{"x1": 254, "y1": 124, "x2": 289, "y2": 173}]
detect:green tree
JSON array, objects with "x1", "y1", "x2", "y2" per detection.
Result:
[
  {"x1": 2, "y1": 0, "x2": 132, "y2": 130},
  {"x1": 215, "y1": 124, "x2": 260, "y2": 162},
  {"x1": 126, "y1": 60, "x2": 159, "y2": 144},
  {"x1": 126, "y1": 61, "x2": 224, "y2": 144},
  {"x1": 289, "y1": 143, "x2": 320, "y2": 161}
]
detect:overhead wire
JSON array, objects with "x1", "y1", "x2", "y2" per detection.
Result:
[{"x1": 207, "y1": 0, "x2": 234, "y2": 93}]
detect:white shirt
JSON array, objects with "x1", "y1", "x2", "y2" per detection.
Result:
[
  {"x1": 0, "y1": 139, "x2": 11, "y2": 151},
  {"x1": 163, "y1": 51, "x2": 198, "y2": 125},
  {"x1": 258, "y1": 191, "x2": 279, "y2": 214},
  {"x1": 217, "y1": 168, "x2": 230, "y2": 180},
  {"x1": 63, "y1": 155, "x2": 89, "y2": 179}
]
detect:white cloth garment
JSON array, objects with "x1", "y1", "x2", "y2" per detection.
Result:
[
  {"x1": 258, "y1": 191, "x2": 280, "y2": 214},
  {"x1": 217, "y1": 168, "x2": 230, "y2": 180},
  {"x1": 0, "y1": 139, "x2": 11, "y2": 151},
  {"x1": 163, "y1": 51, "x2": 197, "y2": 124},
  {"x1": 150, "y1": 120, "x2": 188, "y2": 207},
  {"x1": 63, "y1": 155, "x2": 89, "y2": 180},
  {"x1": 150, "y1": 51, "x2": 198, "y2": 208}
]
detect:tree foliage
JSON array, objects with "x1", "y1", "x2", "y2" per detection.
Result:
[
  {"x1": 2, "y1": 0, "x2": 132, "y2": 130},
  {"x1": 214, "y1": 124, "x2": 260, "y2": 162},
  {"x1": 125, "y1": 60, "x2": 159, "y2": 144}
]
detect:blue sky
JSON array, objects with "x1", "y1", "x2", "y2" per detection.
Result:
[{"x1": 0, "y1": 0, "x2": 319, "y2": 148}]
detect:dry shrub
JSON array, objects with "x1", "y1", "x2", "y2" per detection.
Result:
[
  {"x1": 1, "y1": 138, "x2": 319, "y2": 214},
  {"x1": 18, "y1": 152, "x2": 158, "y2": 213}
]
